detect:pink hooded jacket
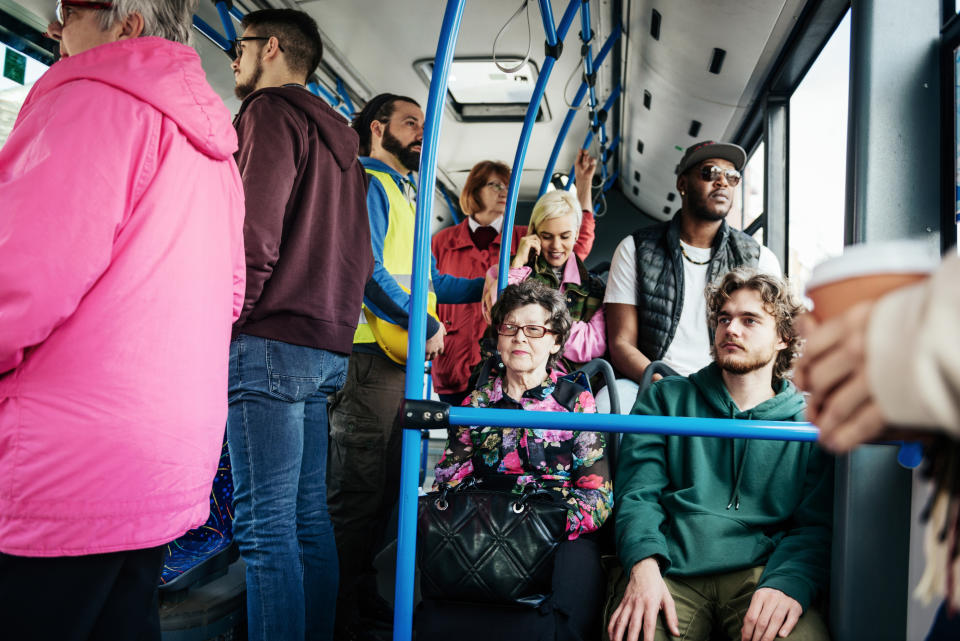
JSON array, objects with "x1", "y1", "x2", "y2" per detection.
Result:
[{"x1": 0, "y1": 38, "x2": 246, "y2": 557}]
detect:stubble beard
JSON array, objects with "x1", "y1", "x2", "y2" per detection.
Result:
[{"x1": 234, "y1": 59, "x2": 263, "y2": 101}]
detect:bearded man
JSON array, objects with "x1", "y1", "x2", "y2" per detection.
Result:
[
  {"x1": 600, "y1": 141, "x2": 782, "y2": 413},
  {"x1": 606, "y1": 269, "x2": 833, "y2": 641}
]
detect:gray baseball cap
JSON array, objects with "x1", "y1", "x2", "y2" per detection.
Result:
[{"x1": 676, "y1": 140, "x2": 747, "y2": 175}]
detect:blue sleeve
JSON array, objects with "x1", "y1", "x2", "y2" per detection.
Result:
[
  {"x1": 431, "y1": 256, "x2": 484, "y2": 303},
  {"x1": 363, "y1": 179, "x2": 441, "y2": 336}
]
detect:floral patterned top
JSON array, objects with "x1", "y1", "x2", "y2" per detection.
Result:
[{"x1": 434, "y1": 371, "x2": 613, "y2": 540}]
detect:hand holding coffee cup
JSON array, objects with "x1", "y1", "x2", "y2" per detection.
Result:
[{"x1": 795, "y1": 241, "x2": 937, "y2": 452}]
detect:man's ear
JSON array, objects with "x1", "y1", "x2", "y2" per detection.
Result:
[
  {"x1": 370, "y1": 119, "x2": 384, "y2": 141},
  {"x1": 116, "y1": 12, "x2": 144, "y2": 41},
  {"x1": 261, "y1": 36, "x2": 283, "y2": 61},
  {"x1": 676, "y1": 174, "x2": 687, "y2": 197}
]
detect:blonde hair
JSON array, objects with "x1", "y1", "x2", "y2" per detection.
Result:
[{"x1": 528, "y1": 189, "x2": 581, "y2": 236}]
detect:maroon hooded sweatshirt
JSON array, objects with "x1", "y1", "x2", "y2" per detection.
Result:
[{"x1": 232, "y1": 85, "x2": 373, "y2": 354}]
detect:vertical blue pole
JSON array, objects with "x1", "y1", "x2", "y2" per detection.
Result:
[
  {"x1": 394, "y1": 1, "x2": 465, "y2": 639},
  {"x1": 497, "y1": 0, "x2": 581, "y2": 293}
]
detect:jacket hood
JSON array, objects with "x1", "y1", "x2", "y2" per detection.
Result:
[
  {"x1": 236, "y1": 85, "x2": 359, "y2": 171},
  {"x1": 688, "y1": 362, "x2": 806, "y2": 510},
  {"x1": 688, "y1": 362, "x2": 805, "y2": 421},
  {"x1": 24, "y1": 38, "x2": 237, "y2": 160}
]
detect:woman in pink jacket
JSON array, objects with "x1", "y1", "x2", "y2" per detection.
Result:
[{"x1": 0, "y1": 3, "x2": 245, "y2": 639}]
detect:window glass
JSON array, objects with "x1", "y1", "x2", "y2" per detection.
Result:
[
  {"x1": 742, "y1": 141, "x2": 765, "y2": 231},
  {"x1": 955, "y1": 45, "x2": 960, "y2": 247},
  {"x1": 787, "y1": 11, "x2": 850, "y2": 292},
  {"x1": 0, "y1": 41, "x2": 49, "y2": 149}
]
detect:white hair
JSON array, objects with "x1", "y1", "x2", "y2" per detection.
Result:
[
  {"x1": 528, "y1": 189, "x2": 582, "y2": 235},
  {"x1": 96, "y1": 0, "x2": 198, "y2": 45}
]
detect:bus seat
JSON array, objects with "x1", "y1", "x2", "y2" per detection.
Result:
[{"x1": 159, "y1": 438, "x2": 238, "y2": 597}]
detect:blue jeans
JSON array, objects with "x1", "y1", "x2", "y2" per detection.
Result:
[{"x1": 228, "y1": 334, "x2": 347, "y2": 641}]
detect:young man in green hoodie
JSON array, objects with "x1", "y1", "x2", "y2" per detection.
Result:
[{"x1": 607, "y1": 269, "x2": 832, "y2": 641}]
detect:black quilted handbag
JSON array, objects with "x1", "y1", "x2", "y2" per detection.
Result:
[{"x1": 417, "y1": 478, "x2": 568, "y2": 607}]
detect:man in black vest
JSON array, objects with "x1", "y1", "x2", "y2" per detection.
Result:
[{"x1": 601, "y1": 141, "x2": 782, "y2": 411}]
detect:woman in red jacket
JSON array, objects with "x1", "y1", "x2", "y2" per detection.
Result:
[{"x1": 431, "y1": 151, "x2": 598, "y2": 405}]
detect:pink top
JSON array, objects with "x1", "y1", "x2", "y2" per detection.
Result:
[{"x1": 0, "y1": 38, "x2": 246, "y2": 556}]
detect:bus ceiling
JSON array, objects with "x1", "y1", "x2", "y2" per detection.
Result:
[{"x1": 9, "y1": 0, "x2": 844, "y2": 219}]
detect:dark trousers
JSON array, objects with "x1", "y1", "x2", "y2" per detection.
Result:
[
  {"x1": 0, "y1": 546, "x2": 165, "y2": 641},
  {"x1": 415, "y1": 537, "x2": 606, "y2": 641},
  {"x1": 328, "y1": 351, "x2": 407, "y2": 628}
]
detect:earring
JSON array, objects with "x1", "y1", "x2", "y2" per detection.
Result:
[{"x1": 679, "y1": 190, "x2": 685, "y2": 196}]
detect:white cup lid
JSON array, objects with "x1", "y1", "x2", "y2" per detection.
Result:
[{"x1": 806, "y1": 240, "x2": 938, "y2": 292}]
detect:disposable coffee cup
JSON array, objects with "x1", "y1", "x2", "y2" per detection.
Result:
[{"x1": 805, "y1": 240, "x2": 938, "y2": 321}]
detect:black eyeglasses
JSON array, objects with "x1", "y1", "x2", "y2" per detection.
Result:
[
  {"x1": 699, "y1": 164, "x2": 741, "y2": 187},
  {"x1": 233, "y1": 36, "x2": 284, "y2": 60},
  {"x1": 56, "y1": 0, "x2": 113, "y2": 25},
  {"x1": 498, "y1": 323, "x2": 555, "y2": 338}
]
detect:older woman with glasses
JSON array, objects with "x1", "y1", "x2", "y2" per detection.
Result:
[
  {"x1": 482, "y1": 187, "x2": 607, "y2": 376},
  {"x1": 417, "y1": 279, "x2": 612, "y2": 641},
  {"x1": 431, "y1": 152, "x2": 598, "y2": 406}
]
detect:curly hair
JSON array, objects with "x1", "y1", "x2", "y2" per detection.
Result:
[
  {"x1": 706, "y1": 268, "x2": 805, "y2": 384},
  {"x1": 459, "y1": 160, "x2": 510, "y2": 217},
  {"x1": 489, "y1": 280, "x2": 571, "y2": 371}
]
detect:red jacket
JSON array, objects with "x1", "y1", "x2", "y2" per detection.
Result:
[{"x1": 431, "y1": 212, "x2": 595, "y2": 395}]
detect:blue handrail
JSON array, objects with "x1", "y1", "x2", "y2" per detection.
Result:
[
  {"x1": 438, "y1": 184, "x2": 462, "y2": 225},
  {"x1": 450, "y1": 407, "x2": 820, "y2": 441},
  {"x1": 192, "y1": 15, "x2": 231, "y2": 52},
  {"x1": 336, "y1": 78, "x2": 356, "y2": 116},
  {"x1": 228, "y1": 5, "x2": 243, "y2": 22},
  {"x1": 497, "y1": 0, "x2": 581, "y2": 293},
  {"x1": 539, "y1": 24, "x2": 621, "y2": 196},
  {"x1": 603, "y1": 169, "x2": 619, "y2": 192},
  {"x1": 394, "y1": 0, "x2": 465, "y2": 639},
  {"x1": 565, "y1": 82, "x2": 622, "y2": 188},
  {"x1": 215, "y1": 0, "x2": 237, "y2": 42},
  {"x1": 305, "y1": 82, "x2": 352, "y2": 119}
]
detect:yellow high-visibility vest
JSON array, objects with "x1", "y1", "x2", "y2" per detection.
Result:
[{"x1": 355, "y1": 168, "x2": 438, "y2": 364}]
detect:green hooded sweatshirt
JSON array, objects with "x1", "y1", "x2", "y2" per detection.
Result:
[{"x1": 614, "y1": 362, "x2": 833, "y2": 611}]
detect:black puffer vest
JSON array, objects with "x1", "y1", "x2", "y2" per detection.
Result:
[{"x1": 632, "y1": 213, "x2": 760, "y2": 361}]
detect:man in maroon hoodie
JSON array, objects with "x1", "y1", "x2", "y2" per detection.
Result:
[{"x1": 227, "y1": 9, "x2": 373, "y2": 641}]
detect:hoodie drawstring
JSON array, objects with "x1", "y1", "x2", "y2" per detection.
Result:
[{"x1": 727, "y1": 408, "x2": 749, "y2": 510}]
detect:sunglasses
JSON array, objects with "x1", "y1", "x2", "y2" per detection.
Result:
[
  {"x1": 56, "y1": 0, "x2": 113, "y2": 25},
  {"x1": 233, "y1": 36, "x2": 285, "y2": 60},
  {"x1": 498, "y1": 323, "x2": 555, "y2": 338},
  {"x1": 699, "y1": 164, "x2": 741, "y2": 187}
]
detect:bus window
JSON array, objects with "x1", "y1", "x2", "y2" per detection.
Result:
[
  {"x1": 0, "y1": 36, "x2": 52, "y2": 150},
  {"x1": 787, "y1": 11, "x2": 850, "y2": 292}
]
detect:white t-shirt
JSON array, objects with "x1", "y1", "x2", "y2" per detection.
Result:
[{"x1": 604, "y1": 234, "x2": 782, "y2": 376}]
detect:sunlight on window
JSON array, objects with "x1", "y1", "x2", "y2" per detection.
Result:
[
  {"x1": 0, "y1": 42, "x2": 50, "y2": 150},
  {"x1": 788, "y1": 11, "x2": 850, "y2": 293}
]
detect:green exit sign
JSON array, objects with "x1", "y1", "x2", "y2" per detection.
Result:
[{"x1": 4, "y1": 48, "x2": 26, "y2": 85}]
